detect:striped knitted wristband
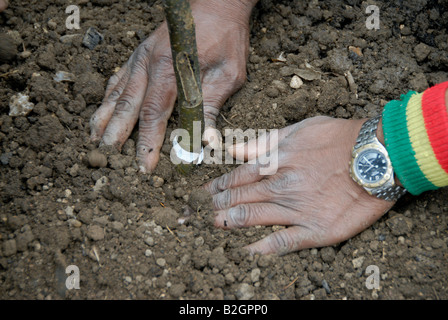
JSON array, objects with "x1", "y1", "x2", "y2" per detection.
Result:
[{"x1": 382, "y1": 82, "x2": 448, "y2": 195}]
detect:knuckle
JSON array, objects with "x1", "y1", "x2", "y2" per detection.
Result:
[
  {"x1": 269, "y1": 231, "x2": 293, "y2": 254},
  {"x1": 213, "y1": 189, "x2": 231, "y2": 210},
  {"x1": 114, "y1": 97, "x2": 134, "y2": 115},
  {"x1": 212, "y1": 173, "x2": 230, "y2": 193},
  {"x1": 203, "y1": 105, "x2": 219, "y2": 121},
  {"x1": 228, "y1": 204, "x2": 249, "y2": 228}
]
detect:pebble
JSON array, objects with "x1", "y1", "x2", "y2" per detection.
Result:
[
  {"x1": 82, "y1": 27, "x2": 104, "y2": 50},
  {"x1": 194, "y1": 236, "x2": 204, "y2": 248},
  {"x1": 9, "y1": 93, "x2": 35, "y2": 117},
  {"x1": 236, "y1": 283, "x2": 255, "y2": 300},
  {"x1": 65, "y1": 206, "x2": 74, "y2": 218},
  {"x1": 144, "y1": 236, "x2": 154, "y2": 246},
  {"x1": 156, "y1": 258, "x2": 166, "y2": 267},
  {"x1": 352, "y1": 256, "x2": 365, "y2": 269},
  {"x1": 59, "y1": 34, "x2": 81, "y2": 44},
  {"x1": 110, "y1": 221, "x2": 124, "y2": 232},
  {"x1": 2, "y1": 239, "x2": 17, "y2": 256},
  {"x1": 290, "y1": 75, "x2": 303, "y2": 89},
  {"x1": 145, "y1": 249, "x2": 152, "y2": 257},
  {"x1": 68, "y1": 219, "x2": 82, "y2": 228},
  {"x1": 386, "y1": 214, "x2": 413, "y2": 236},
  {"x1": 87, "y1": 225, "x2": 105, "y2": 241},
  {"x1": 87, "y1": 149, "x2": 107, "y2": 168},
  {"x1": 93, "y1": 176, "x2": 108, "y2": 192},
  {"x1": 152, "y1": 176, "x2": 164, "y2": 188},
  {"x1": 250, "y1": 268, "x2": 261, "y2": 283}
]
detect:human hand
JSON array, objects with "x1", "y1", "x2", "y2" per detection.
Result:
[
  {"x1": 204, "y1": 117, "x2": 395, "y2": 255},
  {"x1": 0, "y1": 0, "x2": 8, "y2": 12},
  {"x1": 90, "y1": 0, "x2": 255, "y2": 172}
]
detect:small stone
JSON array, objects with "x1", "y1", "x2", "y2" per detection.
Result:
[
  {"x1": 320, "y1": 247, "x2": 336, "y2": 263},
  {"x1": 59, "y1": 34, "x2": 81, "y2": 44},
  {"x1": 93, "y1": 176, "x2": 108, "y2": 192},
  {"x1": 152, "y1": 176, "x2": 164, "y2": 188},
  {"x1": 352, "y1": 256, "x2": 365, "y2": 269},
  {"x1": 87, "y1": 225, "x2": 105, "y2": 241},
  {"x1": 65, "y1": 206, "x2": 74, "y2": 218},
  {"x1": 144, "y1": 237, "x2": 154, "y2": 246},
  {"x1": 68, "y1": 219, "x2": 82, "y2": 228},
  {"x1": 9, "y1": 93, "x2": 34, "y2": 117},
  {"x1": 145, "y1": 249, "x2": 152, "y2": 257},
  {"x1": 156, "y1": 258, "x2": 166, "y2": 267},
  {"x1": 169, "y1": 283, "x2": 186, "y2": 298},
  {"x1": 431, "y1": 238, "x2": 444, "y2": 249},
  {"x1": 174, "y1": 187, "x2": 185, "y2": 198},
  {"x1": 47, "y1": 19, "x2": 57, "y2": 30},
  {"x1": 124, "y1": 276, "x2": 132, "y2": 283},
  {"x1": 290, "y1": 75, "x2": 303, "y2": 89},
  {"x1": 87, "y1": 150, "x2": 107, "y2": 168},
  {"x1": 251, "y1": 268, "x2": 261, "y2": 283},
  {"x1": 414, "y1": 43, "x2": 431, "y2": 62},
  {"x1": 82, "y1": 27, "x2": 104, "y2": 50},
  {"x1": 16, "y1": 228, "x2": 34, "y2": 252},
  {"x1": 2, "y1": 239, "x2": 17, "y2": 257},
  {"x1": 110, "y1": 221, "x2": 124, "y2": 232},
  {"x1": 236, "y1": 283, "x2": 255, "y2": 300},
  {"x1": 386, "y1": 213, "x2": 413, "y2": 236},
  {"x1": 194, "y1": 236, "x2": 204, "y2": 248}
]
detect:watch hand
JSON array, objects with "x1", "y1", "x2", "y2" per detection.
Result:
[{"x1": 363, "y1": 156, "x2": 373, "y2": 166}]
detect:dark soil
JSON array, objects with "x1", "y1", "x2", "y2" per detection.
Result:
[{"x1": 1, "y1": 0, "x2": 448, "y2": 300}]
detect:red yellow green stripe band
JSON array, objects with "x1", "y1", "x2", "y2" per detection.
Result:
[
  {"x1": 406, "y1": 92, "x2": 448, "y2": 187},
  {"x1": 422, "y1": 82, "x2": 448, "y2": 173},
  {"x1": 383, "y1": 91, "x2": 437, "y2": 195},
  {"x1": 382, "y1": 82, "x2": 448, "y2": 195}
]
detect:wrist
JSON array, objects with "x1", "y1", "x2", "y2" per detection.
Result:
[{"x1": 376, "y1": 117, "x2": 404, "y2": 187}]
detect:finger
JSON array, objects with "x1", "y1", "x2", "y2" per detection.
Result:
[
  {"x1": 245, "y1": 226, "x2": 319, "y2": 256},
  {"x1": 202, "y1": 105, "x2": 222, "y2": 150},
  {"x1": 136, "y1": 79, "x2": 177, "y2": 173},
  {"x1": 100, "y1": 64, "x2": 149, "y2": 150},
  {"x1": 0, "y1": 0, "x2": 8, "y2": 11},
  {"x1": 214, "y1": 202, "x2": 297, "y2": 229},
  {"x1": 203, "y1": 162, "x2": 264, "y2": 195},
  {"x1": 90, "y1": 65, "x2": 130, "y2": 141},
  {"x1": 229, "y1": 124, "x2": 298, "y2": 162},
  {"x1": 212, "y1": 178, "x2": 280, "y2": 210},
  {"x1": 201, "y1": 66, "x2": 245, "y2": 149}
]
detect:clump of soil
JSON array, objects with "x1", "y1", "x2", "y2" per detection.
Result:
[{"x1": 1, "y1": 0, "x2": 447, "y2": 300}]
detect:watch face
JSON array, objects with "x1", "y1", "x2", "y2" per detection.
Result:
[{"x1": 354, "y1": 148, "x2": 388, "y2": 184}]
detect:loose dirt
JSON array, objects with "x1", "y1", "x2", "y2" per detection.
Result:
[{"x1": 1, "y1": 0, "x2": 447, "y2": 300}]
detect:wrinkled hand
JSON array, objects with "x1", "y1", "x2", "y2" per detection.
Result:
[
  {"x1": 204, "y1": 117, "x2": 395, "y2": 255},
  {"x1": 90, "y1": 0, "x2": 251, "y2": 172}
]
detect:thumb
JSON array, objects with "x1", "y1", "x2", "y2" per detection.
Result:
[{"x1": 201, "y1": 68, "x2": 247, "y2": 150}]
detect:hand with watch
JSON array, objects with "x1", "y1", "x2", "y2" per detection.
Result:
[{"x1": 204, "y1": 116, "x2": 399, "y2": 256}]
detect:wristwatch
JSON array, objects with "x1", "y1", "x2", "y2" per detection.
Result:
[{"x1": 349, "y1": 115, "x2": 407, "y2": 201}]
